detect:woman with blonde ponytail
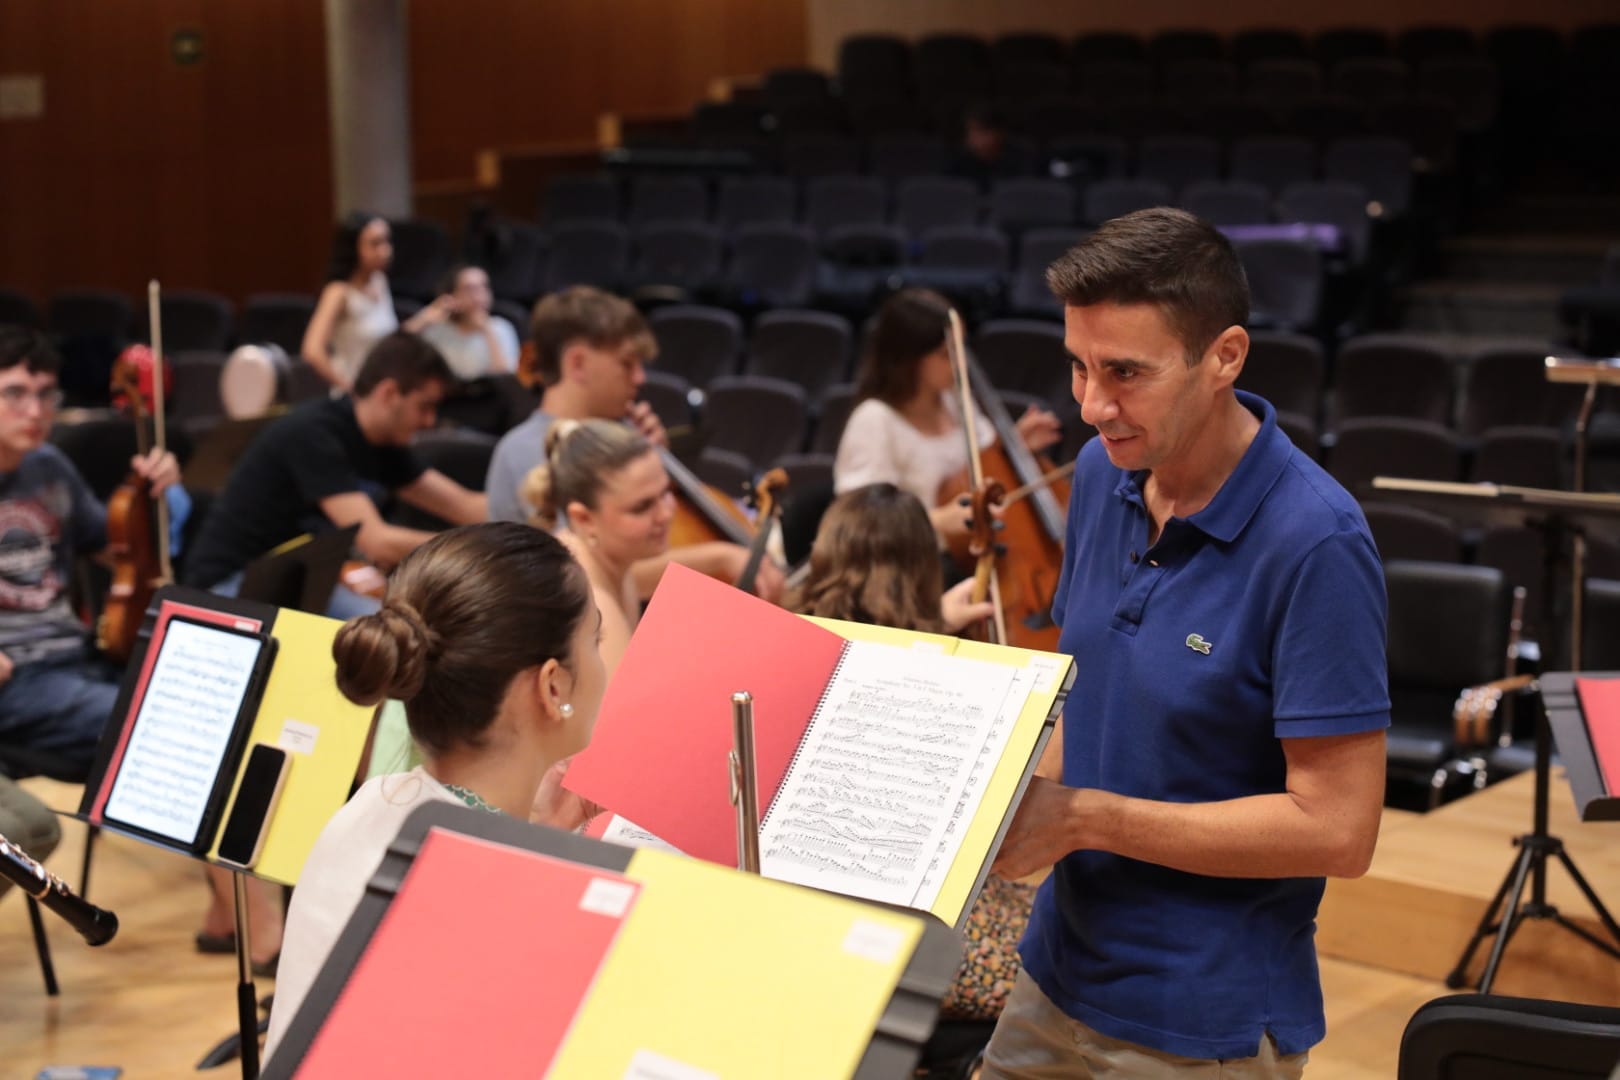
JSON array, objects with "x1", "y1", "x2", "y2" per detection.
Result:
[
  {"x1": 264, "y1": 523, "x2": 604, "y2": 1063},
  {"x1": 522, "y1": 418, "x2": 674, "y2": 671}
]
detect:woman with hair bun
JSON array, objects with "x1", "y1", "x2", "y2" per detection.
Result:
[
  {"x1": 523, "y1": 417, "x2": 675, "y2": 672},
  {"x1": 264, "y1": 522, "x2": 604, "y2": 1061}
]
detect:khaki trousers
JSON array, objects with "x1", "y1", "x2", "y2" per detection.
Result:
[{"x1": 980, "y1": 970, "x2": 1309, "y2": 1079}]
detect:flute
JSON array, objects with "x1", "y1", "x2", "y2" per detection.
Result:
[{"x1": 0, "y1": 832, "x2": 119, "y2": 946}]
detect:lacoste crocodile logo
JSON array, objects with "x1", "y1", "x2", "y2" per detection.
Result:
[{"x1": 1185, "y1": 633, "x2": 1213, "y2": 655}]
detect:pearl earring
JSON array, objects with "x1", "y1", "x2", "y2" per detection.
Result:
[{"x1": 560, "y1": 703, "x2": 574, "y2": 718}]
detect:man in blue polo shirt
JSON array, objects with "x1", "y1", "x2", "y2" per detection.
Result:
[{"x1": 983, "y1": 208, "x2": 1389, "y2": 1077}]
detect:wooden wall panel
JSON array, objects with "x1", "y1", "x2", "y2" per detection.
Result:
[
  {"x1": 1, "y1": 1, "x2": 808, "y2": 304},
  {"x1": 808, "y1": 0, "x2": 1620, "y2": 68},
  {"x1": 0, "y1": 1, "x2": 332, "y2": 307},
  {"x1": 408, "y1": 0, "x2": 809, "y2": 183}
]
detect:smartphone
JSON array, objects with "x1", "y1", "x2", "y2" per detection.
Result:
[{"x1": 215, "y1": 744, "x2": 291, "y2": 870}]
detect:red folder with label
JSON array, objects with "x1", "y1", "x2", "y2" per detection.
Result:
[{"x1": 294, "y1": 829, "x2": 639, "y2": 1077}]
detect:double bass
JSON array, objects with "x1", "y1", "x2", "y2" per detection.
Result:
[{"x1": 97, "y1": 282, "x2": 175, "y2": 662}]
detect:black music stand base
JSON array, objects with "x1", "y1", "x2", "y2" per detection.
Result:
[{"x1": 1445, "y1": 696, "x2": 1620, "y2": 993}]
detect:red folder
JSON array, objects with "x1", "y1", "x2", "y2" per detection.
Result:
[
  {"x1": 295, "y1": 828, "x2": 638, "y2": 1077},
  {"x1": 565, "y1": 564, "x2": 847, "y2": 865},
  {"x1": 1576, "y1": 676, "x2": 1620, "y2": 796}
]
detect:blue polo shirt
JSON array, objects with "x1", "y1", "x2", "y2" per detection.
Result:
[{"x1": 1020, "y1": 390, "x2": 1389, "y2": 1060}]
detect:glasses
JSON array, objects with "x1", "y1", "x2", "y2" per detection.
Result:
[{"x1": 0, "y1": 385, "x2": 64, "y2": 411}]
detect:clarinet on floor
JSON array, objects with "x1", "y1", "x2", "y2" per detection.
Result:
[{"x1": 0, "y1": 832, "x2": 118, "y2": 946}]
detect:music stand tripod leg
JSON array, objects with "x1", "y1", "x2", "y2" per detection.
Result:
[
  {"x1": 233, "y1": 870, "x2": 260, "y2": 1079},
  {"x1": 1475, "y1": 838, "x2": 1538, "y2": 994},
  {"x1": 25, "y1": 894, "x2": 60, "y2": 996},
  {"x1": 1447, "y1": 838, "x2": 1535, "y2": 990},
  {"x1": 1551, "y1": 848, "x2": 1620, "y2": 958}
]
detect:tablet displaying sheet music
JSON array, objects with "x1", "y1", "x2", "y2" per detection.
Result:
[{"x1": 102, "y1": 616, "x2": 276, "y2": 853}]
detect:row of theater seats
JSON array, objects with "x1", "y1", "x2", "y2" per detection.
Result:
[
  {"x1": 825, "y1": 24, "x2": 1605, "y2": 104},
  {"x1": 541, "y1": 154, "x2": 1407, "y2": 229}
]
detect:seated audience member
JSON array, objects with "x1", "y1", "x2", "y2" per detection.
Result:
[
  {"x1": 417, "y1": 264, "x2": 519, "y2": 381},
  {"x1": 301, "y1": 214, "x2": 444, "y2": 393},
  {"x1": 182, "y1": 332, "x2": 487, "y2": 621},
  {"x1": 0, "y1": 328, "x2": 179, "y2": 779},
  {"x1": 490, "y1": 287, "x2": 783, "y2": 602},
  {"x1": 263, "y1": 523, "x2": 605, "y2": 1061},
  {"x1": 951, "y1": 102, "x2": 1038, "y2": 188},
  {"x1": 835, "y1": 289, "x2": 1059, "y2": 544}
]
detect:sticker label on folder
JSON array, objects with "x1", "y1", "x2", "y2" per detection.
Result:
[
  {"x1": 842, "y1": 919, "x2": 907, "y2": 964},
  {"x1": 277, "y1": 718, "x2": 319, "y2": 755},
  {"x1": 622, "y1": 1049, "x2": 720, "y2": 1080},
  {"x1": 580, "y1": 877, "x2": 636, "y2": 918}
]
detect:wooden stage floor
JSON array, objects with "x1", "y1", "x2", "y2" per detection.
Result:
[{"x1": 3, "y1": 774, "x2": 1614, "y2": 1078}]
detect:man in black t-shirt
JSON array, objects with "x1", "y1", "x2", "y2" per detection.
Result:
[{"x1": 183, "y1": 332, "x2": 487, "y2": 618}]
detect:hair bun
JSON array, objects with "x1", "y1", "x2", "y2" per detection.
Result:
[{"x1": 332, "y1": 599, "x2": 439, "y2": 706}]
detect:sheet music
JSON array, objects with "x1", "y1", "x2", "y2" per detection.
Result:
[
  {"x1": 912, "y1": 663, "x2": 1036, "y2": 908},
  {"x1": 758, "y1": 640, "x2": 1022, "y2": 906},
  {"x1": 104, "y1": 620, "x2": 264, "y2": 843},
  {"x1": 599, "y1": 815, "x2": 686, "y2": 856}
]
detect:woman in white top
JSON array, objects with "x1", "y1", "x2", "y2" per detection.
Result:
[
  {"x1": 263, "y1": 522, "x2": 606, "y2": 1063},
  {"x1": 834, "y1": 289, "x2": 1061, "y2": 542},
  {"x1": 523, "y1": 419, "x2": 677, "y2": 674},
  {"x1": 301, "y1": 214, "x2": 443, "y2": 392}
]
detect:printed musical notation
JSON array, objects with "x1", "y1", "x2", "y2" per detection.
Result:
[
  {"x1": 104, "y1": 620, "x2": 263, "y2": 843},
  {"x1": 759, "y1": 641, "x2": 1021, "y2": 907}
]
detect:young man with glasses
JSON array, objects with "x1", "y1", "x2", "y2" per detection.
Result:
[{"x1": 0, "y1": 328, "x2": 180, "y2": 779}]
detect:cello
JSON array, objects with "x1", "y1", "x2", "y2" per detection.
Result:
[
  {"x1": 943, "y1": 309, "x2": 1069, "y2": 651},
  {"x1": 660, "y1": 448, "x2": 755, "y2": 550},
  {"x1": 97, "y1": 282, "x2": 175, "y2": 662}
]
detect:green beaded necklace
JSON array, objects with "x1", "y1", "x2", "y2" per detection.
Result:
[{"x1": 443, "y1": 783, "x2": 501, "y2": 815}]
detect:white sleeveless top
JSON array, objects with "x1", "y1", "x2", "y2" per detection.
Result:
[{"x1": 328, "y1": 272, "x2": 398, "y2": 386}]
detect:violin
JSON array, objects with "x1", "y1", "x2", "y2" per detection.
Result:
[
  {"x1": 735, "y1": 467, "x2": 788, "y2": 596},
  {"x1": 97, "y1": 283, "x2": 174, "y2": 662},
  {"x1": 944, "y1": 311, "x2": 1068, "y2": 651}
]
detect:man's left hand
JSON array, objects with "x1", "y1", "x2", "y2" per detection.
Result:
[
  {"x1": 991, "y1": 776, "x2": 1089, "y2": 881},
  {"x1": 130, "y1": 448, "x2": 181, "y2": 498}
]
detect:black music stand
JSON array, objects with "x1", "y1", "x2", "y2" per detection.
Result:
[
  {"x1": 236, "y1": 525, "x2": 359, "y2": 615},
  {"x1": 1370, "y1": 479, "x2": 1620, "y2": 991}
]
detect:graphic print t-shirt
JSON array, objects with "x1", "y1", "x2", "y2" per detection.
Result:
[{"x1": 0, "y1": 446, "x2": 107, "y2": 661}]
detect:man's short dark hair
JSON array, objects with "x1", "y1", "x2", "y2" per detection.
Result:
[
  {"x1": 0, "y1": 327, "x2": 62, "y2": 376},
  {"x1": 353, "y1": 331, "x2": 454, "y2": 397},
  {"x1": 1046, "y1": 208, "x2": 1249, "y2": 363}
]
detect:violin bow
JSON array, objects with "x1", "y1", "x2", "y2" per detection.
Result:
[
  {"x1": 147, "y1": 281, "x2": 174, "y2": 584},
  {"x1": 945, "y1": 308, "x2": 1007, "y2": 645}
]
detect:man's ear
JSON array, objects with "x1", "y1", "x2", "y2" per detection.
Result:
[
  {"x1": 560, "y1": 342, "x2": 591, "y2": 383},
  {"x1": 1207, "y1": 325, "x2": 1249, "y2": 388},
  {"x1": 371, "y1": 376, "x2": 401, "y2": 404}
]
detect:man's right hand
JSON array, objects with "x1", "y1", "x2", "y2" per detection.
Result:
[
  {"x1": 0, "y1": 650, "x2": 15, "y2": 689},
  {"x1": 626, "y1": 401, "x2": 668, "y2": 447}
]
